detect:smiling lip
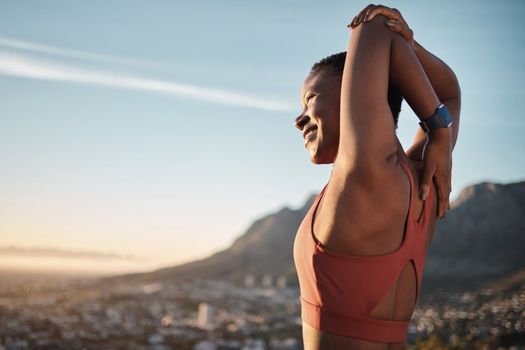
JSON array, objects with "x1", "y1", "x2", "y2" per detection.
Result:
[
  {"x1": 303, "y1": 125, "x2": 318, "y2": 139},
  {"x1": 303, "y1": 127, "x2": 317, "y2": 146}
]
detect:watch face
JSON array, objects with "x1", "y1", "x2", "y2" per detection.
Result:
[
  {"x1": 437, "y1": 105, "x2": 453, "y2": 127},
  {"x1": 419, "y1": 104, "x2": 452, "y2": 133}
]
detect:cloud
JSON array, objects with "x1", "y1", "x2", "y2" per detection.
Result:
[
  {"x1": 0, "y1": 245, "x2": 149, "y2": 262},
  {"x1": 0, "y1": 35, "x2": 177, "y2": 71},
  {"x1": 0, "y1": 39, "x2": 294, "y2": 112}
]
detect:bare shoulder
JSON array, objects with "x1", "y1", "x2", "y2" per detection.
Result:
[
  {"x1": 332, "y1": 150, "x2": 409, "y2": 201},
  {"x1": 314, "y1": 150, "x2": 410, "y2": 255}
]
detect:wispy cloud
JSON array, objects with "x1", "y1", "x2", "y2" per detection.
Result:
[
  {"x1": 0, "y1": 35, "x2": 176, "y2": 71},
  {"x1": 0, "y1": 245, "x2": 149, "y2": 262},
  {"x1": 0, "y1": 37, "x2": 294, "y2": 112}
]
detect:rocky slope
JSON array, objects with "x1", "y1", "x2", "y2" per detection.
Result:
[{"x1": 103, "y1": 180, "x2": 525, "y2": 296}]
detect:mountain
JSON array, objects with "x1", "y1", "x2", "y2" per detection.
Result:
[
  {"x1": 102, "y1": 192, "x2": 319, "y2": 286},
  {"x1": 422, "y1": 181, "x2": 525, "y2": 293},
  {"x1": 102, "y1": 180, "x2": 525, "y2": 296}
]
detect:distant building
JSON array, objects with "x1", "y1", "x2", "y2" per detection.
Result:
[
  {"x1": 242, "y1": 338, "x2": 265, "y2": 350},
  {"x1": 197, "y1": 302, "x2": 214, "y2": 330},
  {"x1": 261, "y1": 274, "x2": 273, "y2": 288},
  {"x1": 160, "y1": 315, "x2": 173, "y2": 327},
  {"x1": 244, "y1": 273, "x2": 255, "y2": 288},
  {"x1": 148, "y1": 334, "x2": 164, "y2": 345},
  {"x1": 194, "y1": 340, "x2": 217, "y2": 350},
  {"x1": 276, "y1": 275, "x2": 287, "y2": 289}
]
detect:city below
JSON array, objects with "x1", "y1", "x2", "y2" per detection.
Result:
[{"x1": 0, "y1": 270, "x2": 524, "y2": 350}]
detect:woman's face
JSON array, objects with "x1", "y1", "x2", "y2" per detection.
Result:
[{"x1": 295, "y1": 70, "x2": 342, "y2": 164}]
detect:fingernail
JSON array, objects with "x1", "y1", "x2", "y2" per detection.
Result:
[
  {"x1": 386, "y1": 21, "x2": 394, "y2": 26},
  {"x1": 420, "y1": 188, "x2": 428, "y2": 200}
]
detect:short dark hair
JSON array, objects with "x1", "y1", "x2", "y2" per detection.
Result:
[{"x1": 311, "y1": 51, "x2": 403, "y2": 129}]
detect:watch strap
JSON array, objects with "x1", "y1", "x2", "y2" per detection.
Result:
[{"x1": 419, "y1": 103, "x2": 453, "y2": 134}]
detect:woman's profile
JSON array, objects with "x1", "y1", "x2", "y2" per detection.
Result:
[{"x1": 293, "y1": 4, "x2": 461, "y2": 349}]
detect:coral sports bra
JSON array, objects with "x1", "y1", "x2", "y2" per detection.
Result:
[{"x1": 293, "y1": 158, "x2": 434, "y2": 343}]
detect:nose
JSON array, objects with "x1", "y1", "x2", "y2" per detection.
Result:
[{"x1": 294, "y1": 113, "x2": 309, "y2": 131}]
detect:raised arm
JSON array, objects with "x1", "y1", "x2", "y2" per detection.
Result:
[
  {"x1": 349, "y1": 4, "x2": 460, "y2": 218},
  {"x1": 350, "y1": 5, "x2": 461, "y2": 156},
  {"x1": 336, "y1": 14, "x2": 447, "y2": 179},
  {"x1": 407, "y1": 40, "x2": 461, "y2": 157}
]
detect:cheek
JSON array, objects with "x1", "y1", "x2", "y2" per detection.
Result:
[
  {"x1": 320, "y1": 114, "x2": 340, "y2": 141},
  {"x1": 313, "y1": 101, "x2": 339, "y2": 141},
  {"x1": 331, "y1": 117, "x2": 341, "y2": 137}
]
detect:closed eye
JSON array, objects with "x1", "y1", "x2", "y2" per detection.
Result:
[{"x1": 306, "y1": 94, "x2": 315, "y2": 103}]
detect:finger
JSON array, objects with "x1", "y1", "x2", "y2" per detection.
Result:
[
  {"x1": 347, "y1": 15, "x2": 358, "y2": 28},
  {"x1": 356, "y1": 4, "x2": 376, "y2": 25},
  {"x1": 443, "y1": 161, "x2": 451, "y2": 211},
  {"x1": 364, "y1": 8, "x2": 373, "y2": 23},
  {"x1": 420, "y1": 162, "x2": 435, "y2": 200},
  {"x1": 365, "y1": 5, "x2": 401, "y2": 22},
  {"x1": 349, "y1": 8, "x2": 369, "y2": 28},
  {"x1": 387, "y1": 19, "x2": 410, "y2": 32},
  {"x1": 441, "y1": 192, "x2": 450, "y2": 218},
  {"x1": 385, "y1": 19, "x2": 403, "y2": 31},
  {"x1": 436, "y1": 175, "x2": 450, "y2": 219},
  {"x1": 356, "y1": 11, "x2": 367, "y2": 24},
  {"x1": 447, "y1": 174, "x2": 452, "y2": 210},
  {"x1": 436, "y1": 174, "x2": 449, "y2": 219},
  {"x1": 435, "y1": 189, "x2": 446, "y2": 219},
  {"x1": 439, "y1": 197, "x2": 447, "y2": 219}
]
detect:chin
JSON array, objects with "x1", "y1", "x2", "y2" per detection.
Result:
[
  {"x1": 308, "y1": 148, "x2": 333, "y2": 164},
  {"x1": 308, "y1": 144, "x2": 334, "y2": 165},
  {"x1": 311, "y1": 156, "x2": 333, "y2": 165}
]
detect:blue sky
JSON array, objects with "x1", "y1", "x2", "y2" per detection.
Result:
[{"x1": 1, "y1": 0, "x2": 524, "y2": 269}]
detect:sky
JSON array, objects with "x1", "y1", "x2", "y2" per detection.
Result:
[{"x1": 1, "y1": 0, "x2": 524, "y2": 272}]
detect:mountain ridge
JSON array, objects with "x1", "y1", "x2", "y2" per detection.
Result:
[{"x1": 101, "y1": 179, "x2": 525, "y2": 296}]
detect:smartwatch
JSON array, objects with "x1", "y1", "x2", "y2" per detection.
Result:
[{"x1": 419, "y1": 103, "x2": 453, "y2": 134}]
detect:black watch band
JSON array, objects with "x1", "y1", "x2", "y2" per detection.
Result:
[{"x1": 419, "y1": 103, "x2": 453, "y2": 134}]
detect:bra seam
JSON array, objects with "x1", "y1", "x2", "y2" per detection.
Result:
[{"x1": 300, "y1": 296, "x2": 410, "y2": 325}]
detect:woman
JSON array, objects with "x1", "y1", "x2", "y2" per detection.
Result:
[{"x1": 293, "y1": 5, "x2": 461, "y2": 349}]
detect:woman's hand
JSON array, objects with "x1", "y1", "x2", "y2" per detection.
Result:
[
  {"x1": 405, "y1": 138, "x2": 426, "y2": 162},
  {"x1": 421, "y1": 128, "x2": 453, "y2": 219},
  {"x1": 348, "y1": 4, "x2": 415, "y2": 50}
]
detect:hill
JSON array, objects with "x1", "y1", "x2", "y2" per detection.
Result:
[{"x1": 102, "y1": 180, "x2": 525, "y2": 296}]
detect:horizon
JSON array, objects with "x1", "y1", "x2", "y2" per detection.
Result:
[
  {"x1": 1, "y1": 0, "x2": 524, "y2": 270},
  {"x1": 1, "y1": 176, "x2": 524, "y2": 275}
]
